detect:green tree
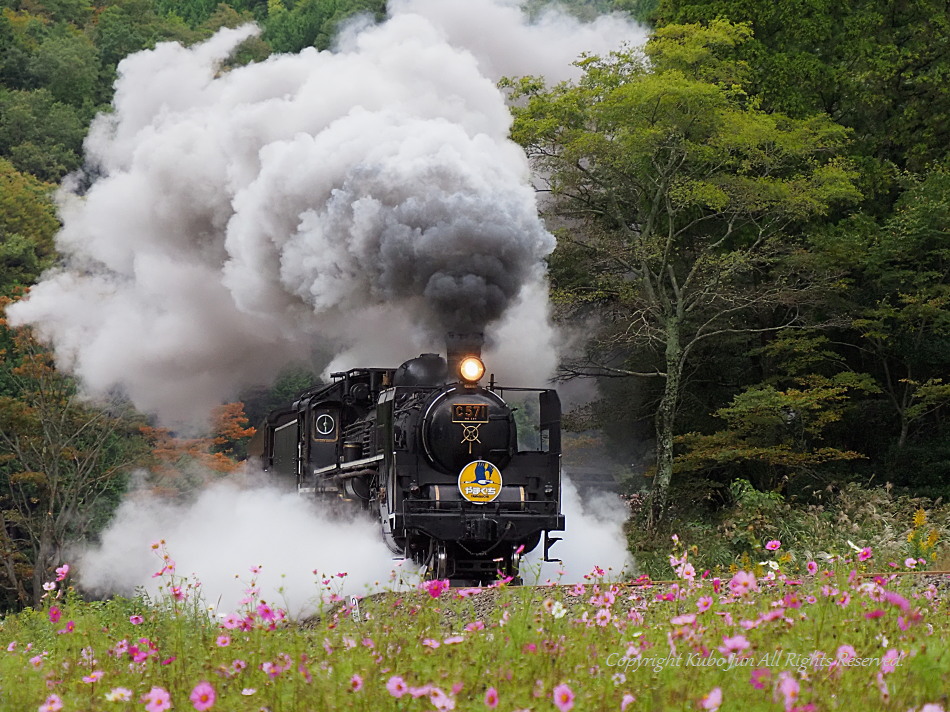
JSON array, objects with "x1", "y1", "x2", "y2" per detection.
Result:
[
  {"x1": 28, "y1": 24, "x2": 100, "y2": 108},
  {"x1": 0, "y1": 308, "x2": 147, "y2": 608},
  {"x1": 0, "y1": 88, "x2": 86, "y2": 181},
  {"x1": 92, "y1": 0, "x2": 195, "y2": 80},
  {"x1": 0, "y1": 158, "x2": 58, "y2": 296},
  {"x1": 507, "y1": 20, "x2": 860, "y2": 524},
  {"x1": 820, "y1": 169, "x2": 950, "y2": 458},
  {"x1": 657, "y1": 0, "x2": 950, "y2": 172},
  {"x1": 263, "y1": 0, "x2": 383, "y2": 54}
]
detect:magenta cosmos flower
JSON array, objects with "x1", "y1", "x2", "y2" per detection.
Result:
[
  {"x1": 765, "y1": 540, "x2": 781, "y2": 551},
  {"x1": 190, "y1": 681, "x2": 215, "y2": 711},
  {"x1": 553, "y1": 683, "x2": 575, "y2": 712},
  {"x1": 387, "y1": 676, "x2": 408, "y2": 698},
  {"x1": 484, "y1": 687, "x2": 499, "y2": 709}
]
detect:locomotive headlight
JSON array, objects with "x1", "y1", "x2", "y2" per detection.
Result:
[{"x1": 459, "y1": 356, "x2": 485, "y2": 383}]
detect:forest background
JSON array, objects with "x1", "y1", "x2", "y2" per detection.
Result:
[{"x1": 0, "y1": 0, "x2": 948, "y2": 611}]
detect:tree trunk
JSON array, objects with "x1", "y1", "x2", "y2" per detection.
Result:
[
  {"x1": 31, "y1": 517, "x2": 54, "y2": 607},
  {"x1": 649, "y1": 316, "x2": 682, "y2": 529}
]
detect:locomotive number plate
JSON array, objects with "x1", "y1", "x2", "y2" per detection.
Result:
[{"x1": 452, "y1": 403, "x2": 488, "y2": 423}]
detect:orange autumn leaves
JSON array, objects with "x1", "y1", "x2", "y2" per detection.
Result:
[{"x1": 141, "y1": 402, "x2": 255, "y2": 477}]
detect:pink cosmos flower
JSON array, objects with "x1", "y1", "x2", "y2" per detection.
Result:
[
  {"x1": 765, "y1": 540, "x2": 781, "y2": 551},
  {"x1": 836, "y1": 645, "x2": 857, "y2": 664},
  {"x1": 420, "y1": 578, "x2": 450, "y2": 598},
  {"x1": 729, "y1": 571, "x2": 758, "y2": 596},
  {"x1": 884, "y1": 591, "x2": 911, "y2": 611},
  {"x1": 55, "y1": 564, "x2": 69, "y2": 581},
  {"x1": 82, "y1": 670, "x2": 104, "y2": 683},
  {"x1": 57, "y1": 621, "x2": 75, "y2": 635},
  {"x1": 750, "y1": 668, "x2": 771, "y2": 690},
  {"x1": 697, "y1": 596, "x2": 713, "y2": 612},
  {"x1": 48, "y1": 607, "x2": 61, "y2": 623},
  {"x1": 905, "y1": 558, "x2": 917, "y2": 568},
  {"x1": 39, "y1": 694, "x2": 63, "y2": 712},
  {"x1": 257, "y1": 603, "x2": 275, "y2": 622},
  {"x1": 677, "y1": 562, "x2": 696, "y2": 581},
  {"x1": 621, "y1": 693, "x2": 636, "y2": 711},
  {"x1": 429, "y1": 687, "x2": 454, "y2": 711},
  {"x1": 671, "y1": 613, "x2": 696, "y2": 626},
  {"x1": 880, "y1": 648, "x2": 902, "y2": 673},
  {"x1": 142, "y1": 687, "x2": 171, "y2": 712},
  {"x1": 215, "y1": 634, "x2": 230, "y2": 647},
  {"x1": 484, "y1": 687, "x2": 499, "y2": 709},
  {"x1": 190, "y1": 681, "x2": 215, "y2": 711},
  {"x1": 876, "y1": 671, "x2": 889, "y2": 700},
  {"x1": 806, "y1": 561, "x2": 818, "y2": 575},
  {"x1": 865, "y1": 609, "x2": 885, "y2": 619},
  {"x1": 553, "y1": 683, "x2": 575, "y2": 712},
  {"x1": 858, "y1": 547, "x2": 873, "y2": 561},
  {"x1": 444, "y1": 635, "x2": 464, "y2": 645},
  {"x1": 349, "y1": 674, "x2": 363, "y2": 692},
  {"x1": 700, "y1": 687, "x2": 722, "y2": 711},
  {"x1": 775, "y1": 672, "x2": 799, "y2": 711},
  {"x1": 717, "y1": 634, "x2": 750, "y2": 656},
  {"x1": 220, "y1": 612, "x2": 242, "y2": 629},
  {"x1": 422, "y1": 638, "x2": 441, "y2": 648},
  {"x1": 409, "y1": 685, "x2": 433, "y2": 699},
  {"x1": 387, "y1": 676, "x2": 408, "y2": 698},
  {"x1": 129, "y1": 615, "x2": 144, "y2": 625}
]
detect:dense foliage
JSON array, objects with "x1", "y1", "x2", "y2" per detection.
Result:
[{"x1": 506, "y1": 5, "x2": 950, "y2": 521}]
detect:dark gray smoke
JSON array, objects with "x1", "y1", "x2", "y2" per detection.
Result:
[{"x1": 8, "y1": 1, "x2": 645, "y2": 425}]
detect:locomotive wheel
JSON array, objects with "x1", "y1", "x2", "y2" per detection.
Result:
[
  {"x1": 507, "y1": 547, "x2": 523, "y2": 586},
  {"x1": 426, "y1": 542, "x2": 448, "y2": 580}
]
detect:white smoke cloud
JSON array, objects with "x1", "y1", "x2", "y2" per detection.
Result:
[
  {"x1": 385, "y1": 0, "x2": 646, "y2": 82},
  {"x1": 7, "y1": 1, "x2": 644, "y2": 426},
  {"x1": 78, "y1": 476, "x2": 415, "y2": 617},
  {"x1": 525, "y1": 474, "x2": 634, "y2": 584},
  {"x1": 78, "y1": 472, "x2": 632, "y2": 613}
]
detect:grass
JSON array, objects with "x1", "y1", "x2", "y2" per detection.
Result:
[{"x1": 0, "y1": 538, "x2": 948, "y2": 712}]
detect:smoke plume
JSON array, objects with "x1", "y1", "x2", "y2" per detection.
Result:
[
  {"x1": 77, "y1": 477, "x2": 412, "y2": 616},
  {"x1": 76, "y1": 472, "x2": 633, "y2": 615},
  {"x1": 6, "y1": 0, "x2": 644, "y2": 426}
]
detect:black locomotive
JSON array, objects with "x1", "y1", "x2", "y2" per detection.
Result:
[{"x1": 248, "y1": 333, "x2": 564, "y2": 582}]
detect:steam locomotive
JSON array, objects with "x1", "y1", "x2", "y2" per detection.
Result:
[{"x1": 248, "y1": 333, "x2": 564, "y2": 582}]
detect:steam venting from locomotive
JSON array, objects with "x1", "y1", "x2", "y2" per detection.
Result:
[{"x1": 6, "y1": 0, "x2": 645, "y2": 426}]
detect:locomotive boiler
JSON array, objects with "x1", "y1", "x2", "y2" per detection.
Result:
[{"x1": 248, "y1": 333, "x2": 564, "y2": 582}]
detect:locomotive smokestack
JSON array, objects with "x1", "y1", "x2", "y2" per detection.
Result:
[{"x1": 446, "y1": 331, "x2": 484, "y2": 380}]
